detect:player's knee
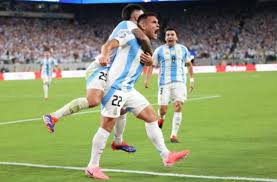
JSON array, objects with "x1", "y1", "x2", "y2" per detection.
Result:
[
  {"x1": 87, "y1": 97, "x2": 101, "y2": 107},
  {"x1": 160, "y1": 107, "x2": 167, "y2": 116},
  {"x1": 145, "y1": 111, "x2": 158, "y2": 123},
  {"x1": 145, "y1": 114, "x2": 157, "y2": 123}
]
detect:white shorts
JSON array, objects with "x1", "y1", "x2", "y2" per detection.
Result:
[
  {"x1": 41, "y1": 75, "x2": 52, "y2": 84},
  {"x1": 101, "y1": 88, "x2": 150, "y2": 118},
  {"x1": 158, "y1": 82, "x2": 187, "y2": 105},
  {"x1": 85, "y1": 61, "x2": 108, "y2": 91}
]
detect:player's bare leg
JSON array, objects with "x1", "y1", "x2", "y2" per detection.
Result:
[
  {"x1": 43, "y1": 89, "x2": 103, "y2": 133},
  {"x1": 158, "y1": 105, "x2": 167, "y2": 128},
  {"x1": 170, "y1": 101, "x2": 183, "y2": 143},
  {"x1": 43, "y1": 81, "x2": 49, "y2": 100}
]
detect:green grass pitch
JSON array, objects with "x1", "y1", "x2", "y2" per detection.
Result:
[{"x1": 0, "y1": 71, "x2": 277, "y2": 182}]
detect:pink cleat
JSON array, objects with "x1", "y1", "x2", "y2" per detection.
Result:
[
  {"x1": 163, "y1": 150, "x2": 190, "y2": 167},
  {"x1": 85, "y1": 166, "x2": 109, "y2": 180}
]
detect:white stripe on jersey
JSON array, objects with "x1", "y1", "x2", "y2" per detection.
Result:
[
  {"x1": 106, "y1": 31, "x2": 143, "y2": 91},
  {"x1": 99, "y1": 21, "x2": 138, "y2": 67}
]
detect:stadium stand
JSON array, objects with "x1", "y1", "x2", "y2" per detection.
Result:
[{"x1": 0, "y1": 0, "x2": 276, "y2": 72}]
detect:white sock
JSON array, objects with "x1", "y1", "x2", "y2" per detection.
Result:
[
  {"x1": 88, "y1": 127, "x2": 110, "y2": 168},
  {"x1": 43, "y1": 84, "x2": 48, "y2": 98},
  {"x1": 52, "y1": 98, "x2": 89, "y2": 119},
  {"x1": 114, "y1": 114, "x2": 126, "y2": 145},
  {"x1": 171, "y1": 112, "x2": 182, "y2": 138},
  {"x1": 145, "y1": 121, "x2": 170, "y2": 159}
]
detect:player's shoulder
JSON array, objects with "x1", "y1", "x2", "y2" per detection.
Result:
[
  {"x1": 155, "y1": 44, "x2": 166, "y2": 52},
  {"x1": 116, "y1": 20, "x2": 137, "y2": 29},
  {"x1": 176, "y1": 43, "x2": 188, "y2": 50}
]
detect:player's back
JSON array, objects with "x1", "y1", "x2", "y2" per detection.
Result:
[
  {"x1": 106, "y1": 21, "x2": 138, "y2": 65},
  {"x1": 106, "y1": 30, "x2": 143, "y2": 91}
]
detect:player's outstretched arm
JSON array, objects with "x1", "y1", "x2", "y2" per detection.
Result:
[
  {"x1": 132, "y1": 28, "x2": 153, "y2": 56},
  {"x1": 99, "y1": 39, "x2": 119, "y2": 66}
]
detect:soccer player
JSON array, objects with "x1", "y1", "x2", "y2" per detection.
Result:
[
  {"x1": 85, "y1": 13, "x2": 190, "y2": 180},
  {"x1": 144, "y1": 28, "x2": 194, "y2": 143},
  {"x1": 43, "y1": 4, "x2": 153, "y2": 153},
  {"x1": 40, "y1": 46, "x2": 58, "y2": 100}
]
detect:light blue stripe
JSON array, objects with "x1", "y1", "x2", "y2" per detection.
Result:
[
  {"x1": 109, "y1": 48, "x2": 120, "y2": 69},
  {"x1": 101, "y1": 87, "x2": 116, "y2": 107},
  {"x1": 158, "y1": 47, "x2": 165, "y2": 85},
  {"x1": 110, "y1": 39, "x2": 140, "y2": 90},
  {"x1": 109, "y1": 21, "x2": 128, "y2": 40},
  {"x1": 170, "y1": 46, "x2": 177, "y2": 82},
  {"x1": 86, "y1": 67, "x2": 107, "y2": 88},
  {"x1": 46, "y1": 63, "x2": 49, "y2": 75},
  {"x1": 127, "y1": 64, "x2": 143, "y2": 90}
]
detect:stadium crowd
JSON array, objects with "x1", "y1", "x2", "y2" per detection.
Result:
[
  {"x1": 0, "y1": 4, "x2": 276, "y2": 69},
  {"x1": 232, "y1": 9, "x2": 277, "y2": 62},
  {"x1": 0, "y1": 17, "x2": 103, "y2": 64}
]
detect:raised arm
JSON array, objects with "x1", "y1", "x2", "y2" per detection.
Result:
[
  {"x1": 99, "y1": 39, "x2": 120, "y2": 66},
  {"x1": 132, "y1": 28, "x2": 153, "y2": 56},
  {"x1": 186, "y1": 61, "x2": 194, "y2": 93}
]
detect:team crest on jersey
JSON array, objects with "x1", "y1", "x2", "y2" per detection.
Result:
[{"x1": 177, "y1": 50, "x2": 181, "y2": 56}]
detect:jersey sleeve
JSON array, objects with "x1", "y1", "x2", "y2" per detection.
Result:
[
  {"x1": 182, "y1": 46, "x2": 191, "y2": 63},
  {"x1": 126, "y1": 21, "x2": 138, "y2": 31},
  {"x1": 113, "y1": 30, "x2": 134, "y2": 47},
  {"x1": 152, "y1": 47, "x2": 160, "y2": 67},
  {"x1": 108, "y1": 21, "x2": 137, "y2": 40}
]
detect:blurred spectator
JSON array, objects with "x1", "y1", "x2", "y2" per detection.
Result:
[{"x1": 0, "y1": 5, "x2": 276, "y2": 67}]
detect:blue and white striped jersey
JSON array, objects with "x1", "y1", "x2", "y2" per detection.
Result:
[
  {"x1": 153, "y1": 44, "x2": 191, "y2": 86},
  {"x1": 105, "y1": 20, "x2": 137, "y2": 66},
  {"x1": 86, "y1": 21, "x2": 138, "y2": 88},
  {"x1": 40, "y1": 57, "x2": 57, "y2": 77},
  {"x1": 105, "y1": 30, "x2": 143, "y2": 91}
]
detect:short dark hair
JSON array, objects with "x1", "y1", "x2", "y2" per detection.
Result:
[
  {"x1": 137, "y1": 12, "x2": 158, "y2": 24},
  {"x1": 121, "y1": 4, "x2": 143, "y2": 20},
  {"x1": 165, "y1": 27, "x2": 178, "y2": 36}
]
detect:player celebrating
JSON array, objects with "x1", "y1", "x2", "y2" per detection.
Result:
[
  {"x1": 40, "y1": 46, "x2": 58, "y2": 100},
  {"x1": 85, "y1": 13, "x2": 190, "y2": 180},
  {"x1": 43, "y1": 4, "x2": 153, "y2": 153},
  {"x1": 144, "y1": 28, "x2": 194, "y2": 143}
]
